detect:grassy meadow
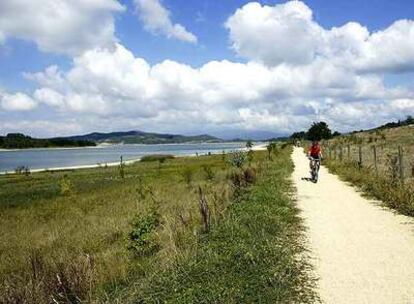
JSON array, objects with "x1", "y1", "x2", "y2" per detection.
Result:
[
  {"x1": 0, "y1": 146, "x2": 318, "y2": 303},
  {"x1": 322, "y1": 125, "x2": 414, "y2": 216}
]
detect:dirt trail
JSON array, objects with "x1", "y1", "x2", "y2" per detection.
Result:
[{"x1": 292, "y1": 147, "x2": 414, "y2": 304}]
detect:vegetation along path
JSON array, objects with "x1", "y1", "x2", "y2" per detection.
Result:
[{"x1": 292, "y1": 147, "x2": 414, "y2": 304}]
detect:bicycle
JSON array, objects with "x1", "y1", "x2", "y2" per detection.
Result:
[{"x1": 308, "y1": 157, "x2": 321, "y2": 183}]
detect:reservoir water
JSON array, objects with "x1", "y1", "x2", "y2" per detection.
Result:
[{"x1": 0, "y1": 142, "x2": 248, "y2": 173}]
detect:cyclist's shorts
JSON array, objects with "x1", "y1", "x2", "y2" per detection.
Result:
[{"x1": 310, "y1": 154, "x2": 320, "y2": 160}]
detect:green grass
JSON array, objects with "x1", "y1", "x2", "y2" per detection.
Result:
[{"x1": 0, "y1": 147, "x2": 318, "y2": 303}]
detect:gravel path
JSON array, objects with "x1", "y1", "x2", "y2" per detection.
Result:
[{"x1": 292, "y1": 147, "x2": 414, "y2": 304}]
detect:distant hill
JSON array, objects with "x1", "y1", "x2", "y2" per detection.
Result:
[
  {"x1": 351, "y1": 116, "x2": 414, "y2": 134},
  {"x1": 65, "y1": 130, "x2": 221, "y2": 144},
  {"x1": 213, "y1": 130, "x2": 282, "y2": 141},
  {"x1": 0, "y1": 133, "x2": 96, "y2": 149}
]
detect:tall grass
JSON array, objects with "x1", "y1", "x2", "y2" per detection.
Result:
[
  {"x1": 111, "y1": 146, "x2": 319, "y2": 303},
  {"x1": 0, "y1": 147, "x2": 318, "y2": 303}
]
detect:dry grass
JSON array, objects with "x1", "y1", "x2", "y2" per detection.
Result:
[
  {"x1": 0, "y1": 146, "x2": 318, "y2": 303},
  {"x1": 0, "y1": 154, "x2": 232, "y2": 302},
  {"x1": 322, "y1": 125, "x2": 414, "y2": 216}
]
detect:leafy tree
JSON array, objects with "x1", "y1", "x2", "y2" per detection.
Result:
[
  {"x1": 306, "y1": 122, "x2": 333, "y2": 141},
  {"x1": 290, "y1": 131, "x2": 306, "y2": 140}
]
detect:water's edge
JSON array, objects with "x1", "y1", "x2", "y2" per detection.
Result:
[{"x1": 0, "y1": 144, "x2": 266, "y2": 175}]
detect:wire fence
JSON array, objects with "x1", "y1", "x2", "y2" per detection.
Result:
[{"x1": 323, "y1": 142, "x2": 414, "y2": 184}]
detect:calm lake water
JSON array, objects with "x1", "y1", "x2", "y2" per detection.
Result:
[{"x1": 0, "y1": 142, "x2": 248, "y2": 173}]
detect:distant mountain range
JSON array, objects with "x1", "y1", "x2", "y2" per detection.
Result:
[
  {"x1": 65, "y1": 130, "x2": 221, "y2": 144},
  {"x1": 210, "y1": 130, "x2": 282, "y2": 141}
]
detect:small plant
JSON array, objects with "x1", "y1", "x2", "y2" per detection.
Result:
[
  {"x1": 266, "y1": 142, "x2": 277, "y2": 159},
  {"x1": 198, "y1": 187, "x2": 210, "y2": 232},
  {"x1": 14, "y1": 165, "x2": 30, "y2": 175},
  {"x1": 127, "y1": 211, "x2": 160, "y2": 257},
  {"x1": 181, "y1": 167, "x2": 194, "y2": 186},
  {"x1": 229, "y1": 170, "x2": 245, "y2": 190},
  {"x1": 386, "y1": 154, "x2": 400, "y2": 185},
  {"x1": 243, "y1": 167, "x2": 257, "y2": 184},
  {"x1": 228, "y1": 151, "x2": 247, "y2": 168},
  {"x1": 202, "y1": 165, "x2": 215, "y2": 181},
  {"x1": 136, "y1": 176, "x2": 150, "y2": 200},
  {"x1": 119, "y1": 156, "x2": 125, "y2": 179},
  {"x1": 60, "y1": 174, "x2": 72, "y2": 196},
  {"x1": 140, "y1": 154, "x2": 175, "y2": 162},
  {"x1": 247, "y1": 149, "x2": 254, "y2": 165}
]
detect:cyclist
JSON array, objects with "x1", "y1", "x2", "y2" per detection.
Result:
[{"x1": 308, "y1": 140, "x2": 322, "y2": 168}]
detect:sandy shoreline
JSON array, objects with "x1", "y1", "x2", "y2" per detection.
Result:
[{"x1": 0, "y1": 144, "x2": 267, "y2": 175}]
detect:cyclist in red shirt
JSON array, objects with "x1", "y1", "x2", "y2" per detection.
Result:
[
  {"x1": 308, "y1": 140, "x2": 322, "y2": 167},
  {"x1": 308, "y1": 140, "x2": 322, "y2": 159}
]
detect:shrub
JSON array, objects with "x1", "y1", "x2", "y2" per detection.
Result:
[
  {"x1": 127, "y1": 211, "x2": 160, "y2": 257},
  {"x1": 181, "y1": 167, "x2": 194, "y2": 186},
  {"x1": 243, "y1": 167, "x2": 257, "y2": 184},
  {"x1": 140, "y1": 154, "x2": 175, "y2": 162},
  {"x1": 229, "y1": 170, "x2": 244, "y2": 189},
  {"x1": 60, "y1": 174, "x2": 72, "y2": 196},
  {"x1": 228, "y1": 151, "x2": 247, "y2": 168},
  {"x1": 202, "y1": 165, "x2": 215, "y2": 181},
  {"x1": 14, "y1": 166, "x2": 30, "y2": 175},
  {"x1": 118, "y1": 157, "x2": 125, "y2": 179}
]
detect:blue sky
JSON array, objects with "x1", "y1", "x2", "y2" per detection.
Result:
[{"x1": 0, "y1": 0, "x2": 413, "y2": 137}]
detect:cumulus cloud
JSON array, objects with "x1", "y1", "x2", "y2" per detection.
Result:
[
  {"x1": 0, "y1": 0, "x2": 124, "y2": 55},
  {"x1": 134, "y1": 0, "x2": 197, "y2": 43},
  {"x1": 2, "y1": 1, "x2": 414, "y2": 137},
  {"x1": 225, "y1": 1, "x2": 414, "y2": 73},
  {"x1": 1, "y1": 92, "x2": 37, "y2": 111},
  {"x1": 18, "y1": 43, "x2": 413, "y2": 136}
]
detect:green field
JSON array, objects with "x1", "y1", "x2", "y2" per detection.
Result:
[{"x1": 0, "y1": 147, "x2": 317, "y2": 303}]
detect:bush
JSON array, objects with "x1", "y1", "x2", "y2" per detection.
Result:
[
  {"x1": 127, "y1": 211, "x2": 160, "y2": 257},
  {"x1": 140, "y1": 154, "x2": 175, "y2": 162},
  {"x1": 181, "y1": 167, "x2": 194, "y2": 186},
  {"x1": 243, "y1": 167, "x2": 256, "y2": 184},
  {"x1": 228, "y1": 151, "x2": 247, "y2": 168},
  {"x1": 202, "y1": 165, "x2": 215, "y2": 181}
]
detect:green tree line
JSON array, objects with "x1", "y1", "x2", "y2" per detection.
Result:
[{"x1": 0, "y1": 133, "x2": 96, "y2": 149}]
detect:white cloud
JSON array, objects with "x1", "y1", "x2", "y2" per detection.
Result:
[
  {"x1": 225, "y1": 1, "x2": 414, "y2": 73},
  {"x1": 2, "y1": 1, "x2": 413, "y2": 137},
  {"x1": 225, "y1": 1, "x2": 322, "y2": 66},
  {"x1": 19, "y1": 43, "x2": 413, "y2": 136},
  {"x1": 134, "y1": 0, "x2": 197, "y2": 43},
  {"x1": 34, "y1": 88, "x2": 65, "y2": 108},
  {"x1": 0, "y1": 0, "x2": 124, "y2": 55},
  {"x1": 1, "y1": 92, "x2": 37, "y2": 111}
]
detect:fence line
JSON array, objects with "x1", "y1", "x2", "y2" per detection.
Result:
[{"x1": 324, "y1": 143, "x2": 413, "y2": 184}]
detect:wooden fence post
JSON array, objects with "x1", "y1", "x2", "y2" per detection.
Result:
[
  {"x1": 339, "y1": 146, "x2": 343, "y2": 161},
  {"x1": 398, "y1": 146, "x2": 404, "y2": 183},
  {"x1": 347, "y1": 145, "x2": 350, "y2": 160},
  {"x1": 373, "y1": 146, "x2": 378, "y2": 176},
  {"x1": 358, "y1": 146, "x2": 362, "y2": 169}
]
